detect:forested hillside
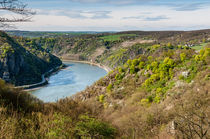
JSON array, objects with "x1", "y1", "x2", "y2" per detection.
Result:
[
  {"x1": 74, "y1": 43, "x2": 210, "y2": 138},
  {"x1": 0, "y1": 31, "x2": 62, "y2": 86},
  {"x1": 22, "y1": 29, "x2": 210, "y2": 69}
]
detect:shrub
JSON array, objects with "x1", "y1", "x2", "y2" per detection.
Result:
[
  {"x1": 167, "y1": 43, "x2": 173, "y2": 48},
  {"x1": 132, "y1": 59, "x2": 139, "y2": 66},
  {"x1": 140, "y1": 98, "x2": 150, "y2": 106},
  {"x1": 147, "y1": 96, "x2": 153, "y2": 103},
  {"x1": 164, "y1": 57, "x2": 175, "y2": 67},
  {"x1": 139, "y1": 61, "x2": 145, "y2": 69},
  {"x1": 194, "y1": 47, "x2": 210, "y2": 63},
  {"x1": 179, "y1": 75, "x2": 185, "y2": 80},
  {"x1": 118, "y1": 67, "x2": 124, "y2": 73},
  {"x1": 106, "y1": 84, "x2": 113, "y2": 93},
  {"x1": 152, "y1": 44, "x2": 161, "y2": 49},
  {"x1": 147, "y1": 56, "x2": 153, "y2": 62},
  {"x1": 195, "y1": 55, "x2": 201, "y2": 62},
  {"x1": 180, "y1": 53, "x2": 186, "y2": 62},
  {"x1": 127, "y1": 59, "x2": 132, "y2": 66},
  {"x1": 0, "y1": 79, "x2": 43, "y2": 112},
  {"x1": 146, "y1": 65, "x2": 151, "y2": 71},
  {"x1": 154, "y1": 94, "x2": 161, "y2": 103},
  {"x1": 130, "y1": 65, "x2": 136, "y2": 74},
  {"x1": 75, "y1": 115, "x2": 116, "y2": 138},
  {"x1": 169, "y1": 68, "x2": 174, "y2": 79},
  {"x1": 46, "y1": 113, "x2": 73, "y2": 138},
  {"x1": 0, "y1": 43, "x2": 15, "y2": 58},
  {"x1": 99, "y1": 95, "x2": 105, "y2": 103},
  {"x1": 115, "y1": 73, "x2": 124, "y2": 81},
  {"x1": 159, "y1": 71, "x2": 165, "y2": 80}
]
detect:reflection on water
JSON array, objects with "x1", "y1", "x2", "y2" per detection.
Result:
[{"x1": 32, "y1": 62, "x2": 107, "y2": 102}]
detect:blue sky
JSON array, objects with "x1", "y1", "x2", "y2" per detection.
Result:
[{"x1": 10, "y1": 0, "x2": 210, "y2": 31}]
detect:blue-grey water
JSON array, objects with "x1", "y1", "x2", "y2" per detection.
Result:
[{"x1": 32, "y1": 62, "x2": 107, "y2": 102}]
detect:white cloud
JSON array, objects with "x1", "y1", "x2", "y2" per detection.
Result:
[
  {"x1": 70, "y1": 0, "x2": 149, "y2": 4},
  {"x1": 34, "y1": 9, "x2": 112, "y2": 19},
  {"x1": 10, "y1": 4, "x2": 210, "y2": 31}
]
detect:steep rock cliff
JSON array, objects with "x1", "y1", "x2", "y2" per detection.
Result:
[{"x1": 0, "y1": 31, "x2": 62, "y2": 85}]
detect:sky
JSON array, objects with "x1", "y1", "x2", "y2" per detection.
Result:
[{"x1": 3, "y1": 0, "x2": 210, "y2": 31}]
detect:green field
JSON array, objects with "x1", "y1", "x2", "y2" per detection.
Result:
[
  {"x1": 191, "y1": 43, "x2": 208, "y2": 50},
  {"x1": 100, "y1": 34, "x2": 137, "y2": 41}
]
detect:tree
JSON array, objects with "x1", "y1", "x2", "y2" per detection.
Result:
[
  {"x1": 174, "y1": 91, "x2": 210, "y2": 139},
  {"x1": 0, "y1": 0, "x2": 35, "y2": 28},
  {"x1": 180, "y1": 53, "x2": 186, "y2": 62}
]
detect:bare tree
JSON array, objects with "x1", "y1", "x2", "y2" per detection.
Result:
[
  {"x1": 0, "y1": 0, "x2": 35, "y2": 28},
  {"x1": 174, "y1": 91, "x2": 210, "y2": 139}
]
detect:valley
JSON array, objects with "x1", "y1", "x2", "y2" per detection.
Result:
[
  {"x1": 1, "y1": 0, "x2": 210, "y2": 138},
  {"x1": 0, "y1": 30, "x2": 209, "y2": 139}
]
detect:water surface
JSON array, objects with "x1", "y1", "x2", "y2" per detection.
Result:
[{"x1": 32, "y1": 62, "x2": 107, "y2": 102}]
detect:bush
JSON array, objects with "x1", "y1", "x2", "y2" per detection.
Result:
[
  {"x1": 99, "y1": 95, "x2": 105, "y2": 103},
  {"x1": 195, "y1": 47, "x2": 210, "y2": 63},
  {"x1": 127, "y1": 59, "x2": 132, "y2": 66},
  {"x1": 75, "y1": 115, "x2": 116, "y2": 138},
  {"x1": 147, "y1": 96, "x2": 153, "y2": 103},
  {"x1": 167, "y1": 43, "x2": 173, "y2": 48},
  {"x1": 130, "y1": 65, "x2": 136, "y2": 74},
  {"x1": 139, "y1": 61, "x2": 145, "y2": 69},
  {"x1": 132, "y1": 59, "x2": 139, "y2": 66},
  {"x1": 115, "y1": 73, "x2": 124, "y2": 81},
  {"x1": 152, "y1": 44, "x2": 161, "y2": 49},
  {"x1": 0, "y1": 80, "x2": 43, "y2": 112},
  {"x1": 180, "y1": 53, "x2": 186, "y2": 62},
  {"x1": 46, "y1": 113, "x2": 73, "y2": 138},
  {"x1": 118, "y1": 67, "x2": 124, "y2": 73},
  {"x1": 0, "y1": 43, "x2": 15, "y2": 58},
  {"x1": 179, "y1": 75, "x2": 185, "y2": 80},
  {"x1": 106, "y1": 84, "x2": 113, "y2": 93},
  {"x1": 147, "y1": 56, "x2": 153, "y2": 62}
]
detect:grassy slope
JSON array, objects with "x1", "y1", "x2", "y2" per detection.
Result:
[
  {"x1": 100, "y1": 34, "x2": 137, "y2": 41},
  {"x1": 191, "y1": 43, "x2": 208, "y2": 50}
]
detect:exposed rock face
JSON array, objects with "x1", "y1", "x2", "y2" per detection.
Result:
[
  {"x1": 0, "y1": 31, "x2": 62, "y2": 86},
  {"x1": 182, "y1": 70, "x2": 190, "y2": 78},
  {"x1": 0, "y1": 52, "x2": 28, "y2": 84}
]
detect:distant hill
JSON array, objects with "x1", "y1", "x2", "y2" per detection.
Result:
[
  {"x1": 22, "y1": 29, "x2": 210, "y2": 69},
  {"x1": 6, "y1": 30, "x2": 114, "y2": 38}
]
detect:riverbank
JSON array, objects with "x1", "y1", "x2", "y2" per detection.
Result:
[
  {"x1": 15, "y1": 65, "x2": 63, "y2": 91},
  {"x1": 30, "y1": 61, "x2": 108, "y2": 102},
  {"x1": 61, "y1": 59, "x2": 112, "y2": 73},
  {"x1": 15, "y1": 59, "x2": 111, "y2": 92}
]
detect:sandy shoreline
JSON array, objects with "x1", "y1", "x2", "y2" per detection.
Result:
[{"x1": 61, "y1": 59, "x2": 112, "y2": 72}]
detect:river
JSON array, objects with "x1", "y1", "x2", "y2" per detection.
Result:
[{"x1": 31, "y1": 62, "x2": 107, "y2": 102}]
